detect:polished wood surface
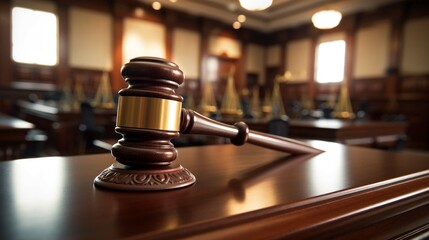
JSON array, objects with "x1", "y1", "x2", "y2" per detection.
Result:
[
  {"x1": 16, "y1": 100, "x2": 116, "y2": 155},
  {"x1": 1, "y1": 142, "x2": 429, "y2": 239},
  {"x1": 0, "y1": 113, "x2": 34, "y2": 160}
]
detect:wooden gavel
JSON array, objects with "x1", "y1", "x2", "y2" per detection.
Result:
[{"x1": 94, "y1": 57, "x2": 322, "y2": 191}]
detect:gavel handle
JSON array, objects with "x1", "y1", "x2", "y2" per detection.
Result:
[{"x1": 180, "y1": 109, "x2": 323, "y2": 155}]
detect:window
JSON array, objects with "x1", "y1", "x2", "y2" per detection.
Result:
[
  {"x1": 12, "y1": 7, "x2": 58, "y2": 66},
  {"x1": 315, "y1": 40, "x2": 346, "y2": 83}
]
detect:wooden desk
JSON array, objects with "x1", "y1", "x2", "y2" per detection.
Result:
[
  {"x1": 0, "y1": 113, "x2": 34, "y2": 160},
  {"x1": 1, "y1": 142, "x2": 429, "y2": 239},
  {"x1": 289, "y1": 119, "x2": 408, "y2": 147},
  {"x1": 16, "y1": 100, "x2": 117, "y2": 155},
  {"x1": 223, "y1": 118, "x2": 408, "y2": 148}
]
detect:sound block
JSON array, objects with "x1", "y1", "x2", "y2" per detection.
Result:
[{"x1": 94, "y1": 162, "x2": 196, "y2": 191}]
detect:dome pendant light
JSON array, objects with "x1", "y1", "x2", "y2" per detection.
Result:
[
  {"x1": 312, "y1": 10, "x2": 342, "y2": 29},
  {"x1": 239, "y1": 0, "x2": 273, "y2": 11}
]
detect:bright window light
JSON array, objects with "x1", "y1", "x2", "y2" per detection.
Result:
[
  {"x1": 12, "y1": 7, "x2": 58, "y2": 66},
  {"x1": 315, "y1": 40, "x2": 345, "y2": 83}
]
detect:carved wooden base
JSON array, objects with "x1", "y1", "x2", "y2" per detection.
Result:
[{"x1": 94, "y1": 162, "x2": 196, "y2": 191}]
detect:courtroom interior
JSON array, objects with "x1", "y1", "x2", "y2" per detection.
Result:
[{"x1": 1, "y1": 0, "x2": 429, "y2": 239}]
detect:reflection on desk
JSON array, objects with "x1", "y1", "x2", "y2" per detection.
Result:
[{"x1": 1, "y1": 142, "x2": 429, "y2": 239}]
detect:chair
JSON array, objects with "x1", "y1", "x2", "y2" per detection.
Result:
[
  {"x1": 79, "y1": 102, "x2": 105, "y2": 153},
  {"x1": 268, "y1": 117, "x2": 289, "y2": 137}
]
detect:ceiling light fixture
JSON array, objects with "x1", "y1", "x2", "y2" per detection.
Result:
[
  {"x1": 311, "y1": 10, "x2": 342, "y2": 29},
  {"x1": 152, "y1": 1, "x2": 162, "y2": 10},
  {"x1": 237, "y1": 14, "x2": 246, "y2": 23},
  {"x1": 239, "y1": 0, "x2": 272, "y2": 11},
  {"x1": 232, "y1": 21, "x2": 241, "y2": 29}
]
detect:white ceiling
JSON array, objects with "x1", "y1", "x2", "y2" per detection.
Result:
[{"x1": 140, "y1": 0, "x2": 404, "y2": 32}]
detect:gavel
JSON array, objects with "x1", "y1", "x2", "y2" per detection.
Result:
[{"x1": 94, "y1": 57, "x2": 322, "y2": 191}]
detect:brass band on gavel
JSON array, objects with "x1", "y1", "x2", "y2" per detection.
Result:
[{"x1": 117, "y1": 96, "x2": 182, "y2": 131}]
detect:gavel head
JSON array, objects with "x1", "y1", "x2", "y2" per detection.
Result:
[{"x1": 111, "y1": 57, "x2": 184, "y2": 168}]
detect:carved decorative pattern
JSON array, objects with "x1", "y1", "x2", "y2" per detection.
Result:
[{"x1": 94, "y1": 163, "x2": 196, "y2": 191}]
